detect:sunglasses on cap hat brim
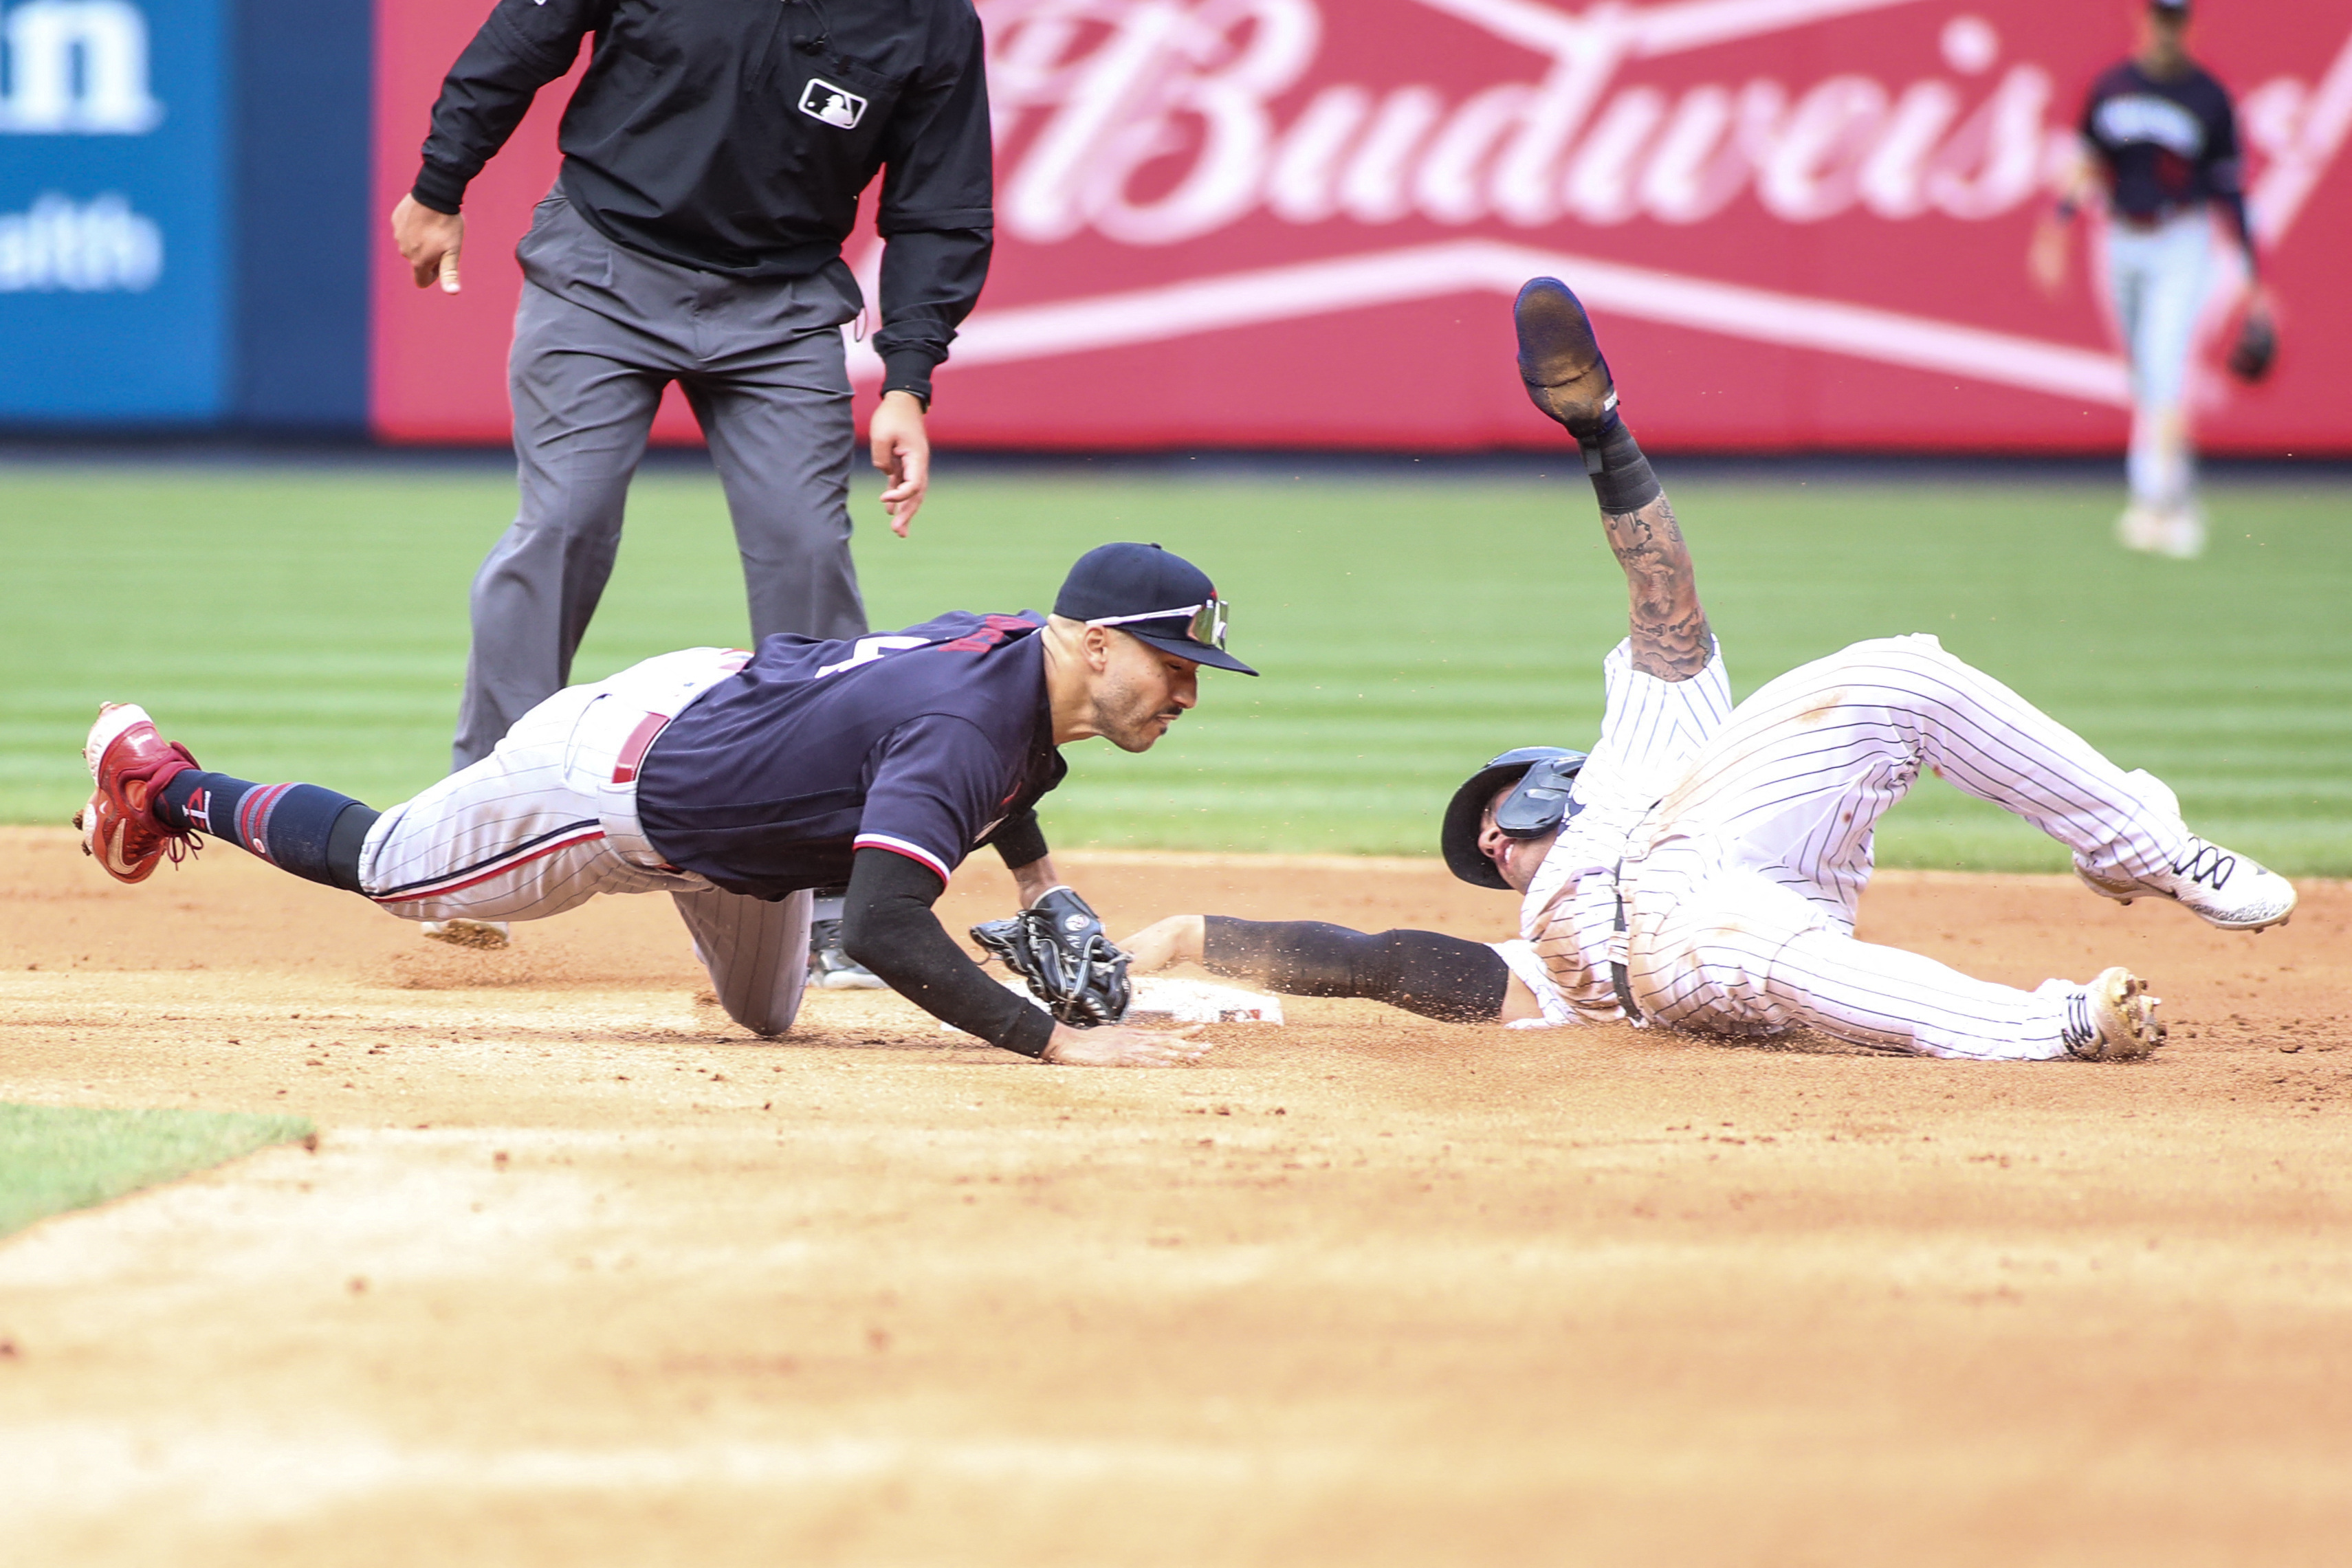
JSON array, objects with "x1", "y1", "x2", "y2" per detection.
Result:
[
  {"x1": 1089, "y1": 597, "x2": 1227, "y2": 647},
  {"x1": 1084, "y1": 597, "x2": 1257, "y2": 674}
]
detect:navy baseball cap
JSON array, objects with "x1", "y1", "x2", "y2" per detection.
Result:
[{"x1": 1055, "y1": 542, "x2": 1258, "y2": 675}]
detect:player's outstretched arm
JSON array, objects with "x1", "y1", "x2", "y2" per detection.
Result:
[
  {"x1": 1121, "y1": 914, "x2": 1535, "y2": 1026},
  {"x1": 842, "y1": 848, "x2": 1209, "y2": 1067},
  {"x1": 1122, "y1": 914, "x2": 1207, "y2": 972},
  {"x1": 1604, "y1": 496, "x2": 1712, "y2": 681}
]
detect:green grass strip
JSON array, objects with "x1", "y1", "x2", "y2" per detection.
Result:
[
  {"x1": 0, "y1": 1103, "x2": 314, "y2": 1239},
  {"x1": 5, "y1": 464, "x2": 2347, "y2": 872}
]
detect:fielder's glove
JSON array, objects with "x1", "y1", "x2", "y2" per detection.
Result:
[
  {"x1": 2228, "y1": 311, "x2": 2277, "y2": 383},
  {"x1": 971, "y1": 886, "x2": 1132, "y2": 1028}
]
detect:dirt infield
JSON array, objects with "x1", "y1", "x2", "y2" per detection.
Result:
[{"x1": 3, "y1": 825, "x2": 2349, "y2": 1567}]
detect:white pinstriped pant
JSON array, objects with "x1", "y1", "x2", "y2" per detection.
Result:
[
  {"x1": 361, "y1": 650, "x2": 813, "y2": 1037},
  {"x1": 1624, "y1": 635, "x2": 2192, "y2": 1060}
]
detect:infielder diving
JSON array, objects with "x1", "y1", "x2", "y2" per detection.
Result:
[
  {"x1": 1121, "y1": 278, "x2": 2295, "y2": 1063},
  {"x1": 76, "y1": 544, "x2": 1249, "y2": 1069}
]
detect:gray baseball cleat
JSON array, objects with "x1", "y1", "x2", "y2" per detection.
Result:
[
  {"x1": 808, "y1": 917, "x2": 886, "y2": 990},
  {"x1": 2074, "y1": 835, "x2": 2296, "y2": 931},
  {"x1": 2061, "y1": 967, "x2": 2166, "y2": 1061}
]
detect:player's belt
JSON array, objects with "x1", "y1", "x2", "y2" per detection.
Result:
[
  {"x1": 611, "y1": 712, "x2": 672, "y2": 785},
  {"x1": 2113, "y1": 202, "x2": 2201, "y2": 232},
  {"x1": 1608, "y1": 857, "x2": 1645, "y2": 1026},
  {"x1": 606, "y1": 649, "x2": 751, "y2": 785}
]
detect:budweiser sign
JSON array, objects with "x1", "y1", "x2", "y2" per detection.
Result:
[{"x1": 371, "y1": 0, "x2": 2352, "y2": 450}]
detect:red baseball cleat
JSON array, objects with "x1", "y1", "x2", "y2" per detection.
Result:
[{"x1": 76, "y1": 703, "x2": 201, "y2": 884}]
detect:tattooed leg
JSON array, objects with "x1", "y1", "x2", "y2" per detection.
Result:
[
  {"x1": 1515, "y1": 278, "x2": 1711, "y2": 681},
  {"x1": 1603, "y1": 496, "x2": 1714, "y2": 681}
]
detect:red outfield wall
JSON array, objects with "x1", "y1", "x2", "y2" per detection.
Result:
[{"x1": 371, "y1": 0, "x2": 2352, "y2": 452}]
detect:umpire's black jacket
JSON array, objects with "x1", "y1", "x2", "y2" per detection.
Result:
[{"x1": 412, "y1": 0, "x2": 992, "y2": 403}]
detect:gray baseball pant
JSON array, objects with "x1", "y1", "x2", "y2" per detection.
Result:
[
  {"x1": 453, "y1": 187, "x2": 871, "y2": 771},
  {"x1": 367, "y1": 648, "x2": 815, "y2": 1039}
]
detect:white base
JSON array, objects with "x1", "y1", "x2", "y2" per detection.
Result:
[
  {"x1": 1123, "y1": 975, "x2": 1285, "y2": 1026},
  {"x1": 948, "y1": 974, "x2": 1286, "y2": 1032}
]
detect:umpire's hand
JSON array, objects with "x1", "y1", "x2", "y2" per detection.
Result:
[
  {"x1": 871, "y1": 390, "x2": 931, "y2": 537},
  {"x1": 391, "y1": 195, "x2": 464, "y2": 294},
  {"x1": 1042, "y1": 1021, "x2": 1211, "y2": 1068}
]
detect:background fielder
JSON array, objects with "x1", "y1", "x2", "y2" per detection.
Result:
[
  {"x1": 1124, "y1": 277, "x2": 2295, "y2": 1062},
  {"x1": 2030, "y1": 0, "x2": 2274, "y2": 560},
  {"x1": 78, "y1": 546, "x2": 1253, "y2": 1070}
]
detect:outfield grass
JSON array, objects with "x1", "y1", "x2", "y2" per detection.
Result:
[
  {"x1": 3, "y1": 461, "x2": 2346, "y2": 873},
  {"x1": 0, "y1": 1103, "x2": 313, "y2": 1238}
]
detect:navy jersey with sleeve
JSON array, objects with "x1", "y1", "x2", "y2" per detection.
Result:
[
  {"x1": 2080, "y1": 61, "x2": 2244, "y2": 219},
  {"x1": 633, "y1": 612, "x2": 1065, "y2": 899}
]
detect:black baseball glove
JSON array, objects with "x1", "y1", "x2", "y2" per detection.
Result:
[
  {"x1": 2228, "y1": 311, "x2": 2277, "y2": 383},
  {"x1": 971, "y1": 886, "x2": 1132, "y2": 1028}
]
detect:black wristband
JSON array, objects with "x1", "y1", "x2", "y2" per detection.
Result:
[
  {"x1": 989, "y1": 807, "x2": 1049, "y2": 873},
  {"x1": 1583, "y1": 412, "x2": 1662, "y2": 516}
]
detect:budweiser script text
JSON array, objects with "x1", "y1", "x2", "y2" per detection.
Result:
[{"x1": 980, "y1": 0, "x2": 2322, "y2": 247}]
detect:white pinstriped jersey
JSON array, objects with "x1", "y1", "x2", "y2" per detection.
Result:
[
  {"x1": 1514, "y1": 639, "x2": 1735, "y2": 1026},
  {"x1": 1492, "y1": 632, "x2": 2220, "y2": 1059}
]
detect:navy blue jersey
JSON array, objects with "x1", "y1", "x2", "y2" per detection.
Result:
[
  {"x1": 2080, "y1": 61, "x2": 2243, "y2": 219},
  {"x1": 634, "y1": 611, "x2": 1065, "y2": 898}
]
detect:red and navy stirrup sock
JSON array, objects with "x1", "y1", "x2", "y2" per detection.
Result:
[{"x1": 153, "y1": 772, "x2": 380, "y2": 893}]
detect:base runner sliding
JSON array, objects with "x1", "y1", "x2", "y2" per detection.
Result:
[{"x1": 1123, "y1": 278, "x2": 2294, "y2": 1063}]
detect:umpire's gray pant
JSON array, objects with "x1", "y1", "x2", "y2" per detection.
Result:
[{"x1": 453, "y1": 186, "x2": 871, "y2": 769}]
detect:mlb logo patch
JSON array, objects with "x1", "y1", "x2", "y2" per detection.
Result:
[{"x1": 798, "y1": 78, "x2": 868, "y2": 130}]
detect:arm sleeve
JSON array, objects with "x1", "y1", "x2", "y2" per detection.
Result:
[
  {"x1": 870, "y1": 16, "x2": 995, "y2": 403},
  {"x1": 987, "y1": 806, "x2": 1049, "y2": 871},
  {"x1": 410, "y1": 0, "x2": 610, "y2": 214},
  {"x1": 839, "y1": 847, "x2": 1057, "y2": 1056},
  {"x1": 1202, "y1": 917, "x2": 1508, "y2": 1024}
]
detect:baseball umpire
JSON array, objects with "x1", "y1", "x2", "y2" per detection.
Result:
[
  {"x1": 76, "y1": 544, "x2": 1252, "y2": 1068},
  {"x1": 1119, "y1": 279, "x2": 2294, "y2": 1062},
  {"x1": 2030, "y1": 0, "x2": 2274, "y2": 560},
  {"x1": 388, "y1": 0, "x2": 994, "y2": 975}
]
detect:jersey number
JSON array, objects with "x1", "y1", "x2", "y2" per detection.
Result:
[{"x1": 814, "y1": 635, "x2": 930, "y2": 679}]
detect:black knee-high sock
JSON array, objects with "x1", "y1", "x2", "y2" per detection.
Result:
[
  {"x1": 154, "y1": 771, "x2": 379, "y2": 893},
  {"x1": 1200, "y1": 917, "x2": 1510, "y2": 1024},
  {"x1": 1581, "y1": 411, "x2": 1662, "y2": 516}
]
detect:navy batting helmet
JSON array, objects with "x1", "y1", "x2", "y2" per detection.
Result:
[{"x1": 1440, "y1": 746, "x2": 1589, "y2": 890}]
